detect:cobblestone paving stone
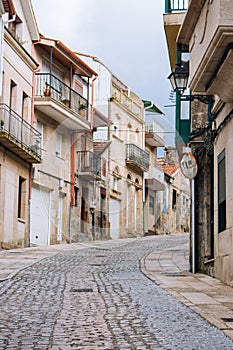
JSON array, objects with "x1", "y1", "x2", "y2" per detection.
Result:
[{"x1": 0, "y1": 235, "x2": 233, "y2": 349}]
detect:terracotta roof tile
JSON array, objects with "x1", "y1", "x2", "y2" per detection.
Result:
[
  {"x1": 157, "y1": 158, "x2": 179, "y2": 176},
  {"x1": 160, "y1": 164, "x2": 179, "y2": 176},
  {"x1": 2, "y1": 0, "x2": 15, "y2": 14}
]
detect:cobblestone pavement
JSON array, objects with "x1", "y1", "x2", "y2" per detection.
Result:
[{"x1": 0, "y1": 234, "x2": 233, "y2": 349}]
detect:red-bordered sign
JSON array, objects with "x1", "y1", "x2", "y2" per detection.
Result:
[{"x1": 180, "y1": 152, "x2": 198, "y2": 179}]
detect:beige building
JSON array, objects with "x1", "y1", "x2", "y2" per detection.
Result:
[
  {"x1": 144, "y1": 103, "x2": 165, "y2": 235},
  {"x1": 109, "y1": 82, "x2": 148, "y2": 238},
  {"x1": 164, "y1": 0, "x2": 233, "y2": 285},
  {"x1": 77, "y1": 55, "x2": 149, "y2": 239},
  {"x1": 0, "y1": 0, "x2": 41, "y2": 248},
  {"x1": 32, "y1": 36, "x2": 109, "y2": 245},
  {"x1": 157, "y1": 153, "x2": 190, "y2": 235}
]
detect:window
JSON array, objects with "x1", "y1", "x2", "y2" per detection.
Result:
[
  {"x1": 113, "y1": 177, "x2": 118, "y2": 191},
  {"x1": 10, "y1": 80, "x2": 17, "y2": 111},
  {"x1": 172, "y1": 189, "x2": 177, "y2": 210},
  {"x1": 149, "y1": 196, "x2": 155, "y2": 215},
  {"x1": 218, "y1": 150, "x2": 226, "y2": 233},
  {"x1": 22, "y1": 92, "x2": 29, "y2": 121},
  {"x1": 37, "y1": 121, "x2": 44, "y2": 149},
  {"x1": 56, "y1": 132, "x2": 62, "y2": 156},
  {"x1": 102, "y1": 158, "x2": 107, "y2": 177},
  {"x1": 113, "y1": 123, "x2": 119, "y2": 137},
  {"x1": 18, "y1": 177, "x2": 26, "y2": 219},
  {"x1": 74, "y1": 80, "x2": 83, "y2": 96}
]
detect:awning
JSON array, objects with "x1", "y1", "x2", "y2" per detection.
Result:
[{"x1": 143, "y1": 100, "x2": 164, "y2": 115}]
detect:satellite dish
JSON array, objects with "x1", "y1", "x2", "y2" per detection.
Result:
[{"x1": 180, "y1": 152, "x2": 198, "y2": 179}]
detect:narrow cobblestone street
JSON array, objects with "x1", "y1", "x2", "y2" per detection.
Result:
[{"x1": 0, "y1": 234, "x2": 233, "y2": 349}]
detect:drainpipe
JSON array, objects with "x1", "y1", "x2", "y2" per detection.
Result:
[
  {"x1": 70, "y1": 132, "x2": 75, "y2": 207},
  {"x1": 29, "y1": 41, "x2": 41, "y2": 202},
  {"x1": 27, "y1": 39, "x2": 41, "y2": 246},
  {"x1": 69, "y1": 131, "x2": 76, "y2": 243},
  {"x1": 143, "y1": 101, "x2": 153, "y2": 235},
  {"x1": 50, "y1": 47, "x2": 53, "y2": 85},
  {"x1": 91, "y1": 74, "x2": 97, "y2": 130}
]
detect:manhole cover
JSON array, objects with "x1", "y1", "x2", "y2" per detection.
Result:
[
  {"x1": 222, "y1": 318, "x2": 233, "y2": 323},
  {"x1": 162, "y1": 272, "x2": 188, "y2": 277},
  {"x1": 70, "y1": 288, "x2": 94, "y2": 293}
]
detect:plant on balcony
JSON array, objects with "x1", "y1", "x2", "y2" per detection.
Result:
[
  {"x1": 79, "y1": 103, "x2": 86, "y2": 110},
  {"x1": 44, "y1": 83, "x2": 51, "y2": 97},
  {"x1": 0, "y1": 119, "x2": 4, "y2": 128},
  {"x1": 110, "y1": 92, "x2": 117, "y2": 102},
  {"x1": 61, "y1": 99, "x2": 70, "y2": 107},
  {"x1": 79, "y1": 103, "x2": 87, "y2": 117}
]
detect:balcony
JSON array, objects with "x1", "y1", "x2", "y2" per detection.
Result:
[
  {"x1": 34, "y1": 73, "x2": 90, "y2": 130},
  {"x1": 145, "y1": 122, "x2": 165, "y2": 147},
  {"x1": 111, "y1": 84, "x2": 143, "y2": 120},
  {"x1": 145, "y1": 165, "x2": 164, "y2": 191},
  {"x1": 126, "y1": 144, "x2": 149, "y2": 173},
  {"x1": 76, "y1": 151, "x2": 101, "y2": 180},
  {"x1": 0, "y1": 104, "x2": 41, "y2": 163},
  {"x1": 164, "y1": 0, "x2": 187, "y2": 69},
  {"x1": 165, "y1": 0, "x2": 188, "y2": 13}
]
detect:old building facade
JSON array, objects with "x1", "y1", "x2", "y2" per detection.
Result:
[
  {"x1": 144, "y1": 103, "x2": 165, "y2": 235},
  {"x1": 77, "y1": 55, "x2": 150, "y2": 239},
  {"x1": 32, "y1": 36, "x2": 109, "y2": 245},
  {"x1": 0, "y1": 0, "x2": 41, "y2": 248},
  {"x1": 164, "y1": 0, "x2": 233, "y2": 285}
]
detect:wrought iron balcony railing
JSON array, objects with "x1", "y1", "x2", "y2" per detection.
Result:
[
  {"x1": 165, "y1": 0, "x2": 188, "y2": 13},
  {"x1": 77, "y1": 151, "x2": 101, "y2": 178},
  {"x1": 126, "y1": 143, "x2": 149, "y2": 172},
  {"x1": 35, "y1": 73, "x2": 89, "y2": 120},
  {"x1": 0, "y1": 104, "x2": 41, "y2": 163}
]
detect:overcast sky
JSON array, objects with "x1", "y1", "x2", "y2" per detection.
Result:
[{"x1": 31, "y1": 0, "x2": 175, "y2": 144}]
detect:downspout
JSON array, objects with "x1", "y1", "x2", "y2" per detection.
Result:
[
  {"x1": 69, "y1": 131, "x2": 76, "y2": 243},
  {"x1": 49, "y1": 46, "x2": 53, "y2": 86},
  {"x1": 143, "y1": 101, "x2": 153, "y2": 235},
  {"x1": 29, "y1": 41, "x2": 41, "y2": 201},
  {"x1": 69, "y1": 62, "x2": 72, "y2": 108},
  {"x1": 91, "y1": 74, "x2": 97, "y2": 130},
  {"x1": 28, "y1": 39, "x2": 41, "y2": 246},
  {"x1": 70, "y1": 132, "x2": 75, "y2": 207}
]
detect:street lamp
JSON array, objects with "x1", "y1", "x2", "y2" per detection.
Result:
[
  {"x1": 168, "y1": 64, "x2": 214, "y2": 104},
  {"x1": 167, "y1": 63, "x2": 189, "y2": 95}
]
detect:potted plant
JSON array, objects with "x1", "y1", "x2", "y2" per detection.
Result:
[
  {"x1": 44, "y1": 83, "x2": 50, "y2": 96},
  {"x1": 61, "y1": 99, "x2": 70, "y2": 107},
  {"x1": 110, "y1": 92, "x2": 117, "y2": 102},
  {"x1": 79, "y1": 103, "x2": 86, "y2": 117}
]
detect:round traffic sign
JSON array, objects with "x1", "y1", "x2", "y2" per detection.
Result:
[{"x1": 180, "y1": 152, "x2": 198, "y2": 179}]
